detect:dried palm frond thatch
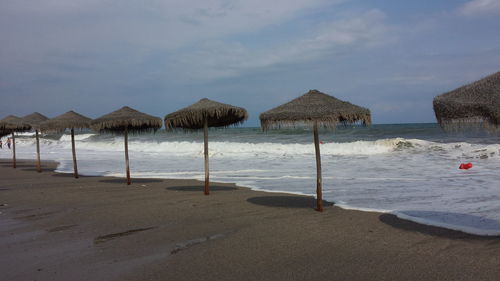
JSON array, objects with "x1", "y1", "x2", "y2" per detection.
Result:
[
  {"x1": 0, "y1": 115, "x2": 32, "y2": 131},
  {"x1": 165, "y1": 98, "x2": 248, "y2": 195},
  {"x1": 91, "y1": 106, "x2": 162, "y2": 134},
  {"x1": 40, "y1": 111, "x2": 92, "y2": 133},
  {"x1": 91, "y1": 106, "x2": 162, "y2": 185},
  {"x1": 22, "y1": 112, "x2": 49, "y2": 129},
  {"x1": 22, "y1": 112, "x2": 49, "y2": 173},
  {"x1": 433, "y1": 71, "x2": 500, "y2": 130},
  {"x1": 260, "y1": 90, "x2": 371, "y2": 130},
  {"x1": 40, "y1": 111, "x2": 93, "y2": 178},
  {"x1": 260, "y1": 89, "x2": 372, "y2": 212},
  {"x1": 0, "y1": 115, "x2": 32, "y2": 168},
  {"x1": 164, "y1": 98, "x2": 248, "y2": 130}
]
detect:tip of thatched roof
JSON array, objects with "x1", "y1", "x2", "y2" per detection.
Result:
[
  {"x1": 91, "y1": 106, "x2": 162, "y2": 133},
  {"x1": 164, "y1": 98, "x2": 248, "y2": 130},
  {"x1": 433, "y1": 71, "x2": 500, "y2": 130},
  {"x1": 40, "y1": 110, "x2": 92, "y2": 132},
  {"x1": 259, "y1": 89, "x2": 371, "y2": 130},
  {"x1": 22, "y1": 112, "x2": 49, "y2": 129},
  {"x1": 0, "y1": 115, "x2": 32, "y2": 132}
]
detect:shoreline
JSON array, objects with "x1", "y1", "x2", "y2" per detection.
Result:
[
  {"x1": 1, "y1": 159, "x2": 500, "y2": 280},
  {"x1": 3, "y1": 157, "x2": 500, "y2": 237},
  {"x1": 38, "y1": 157, "x2": 500, "y2": 236}
]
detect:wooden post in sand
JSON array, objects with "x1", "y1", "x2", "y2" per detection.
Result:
[
  {"x1": 12, "y1": 132, "x2": 16, "y2": 168},
  {"x1": 35, "y1": 130, "x2": 42, "y2": 173},
  {"x1": 204, "y1": 118, "x2": 210, "y2": 195},
  {"x1": 124, "y1": 128, "x2": 131, "y2": 185},
  {"x1": 71, "y1": 128, "x2": 79, "y2": 179},
  {"x1": 313, "y1": 122, "x2": 323, "y2": 212}
]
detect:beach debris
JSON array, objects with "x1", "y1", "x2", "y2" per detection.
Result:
[
  {"x1": 15, "y1": 211, "x2": 59, "y2": 220},
  {"x1": 48, "y1": 224, "x2": 78, "y2": 233},
  {"x1": 170, "y1": 233, "x2": 226, "y2": 254},
  {"x1": 94, "y1": 226, "x2": 157, "y2": 244},
  {"x1": 459, "y1": 162, "x2": 473, "y2": 170}
]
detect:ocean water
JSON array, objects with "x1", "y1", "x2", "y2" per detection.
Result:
[{"x1": 2, "y1": 124, "x2": 500, "y2": 235}]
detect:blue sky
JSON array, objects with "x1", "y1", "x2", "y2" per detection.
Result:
[{"x1": 1, "y1": 0, "x2": 499, "y2": 126}]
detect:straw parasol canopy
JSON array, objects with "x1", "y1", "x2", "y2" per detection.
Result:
[
  {"x1": 433, "y1": 71, "x2": 500, "y2": 130},
  {"x1": 23, "y1": 112, "x2": 49, "y2": 129},
  {"x1": 164, "y1": 98, "x2": 248, "y2": 129},
  {"x1": 0, "y1": 115, "x2": 32, "y2": 168},
  {"x1": 165, "y1": 98, "x2": 248, "y2": 195},
  {"x1": 22, "y1": 112, "x2": 49, "y2": 172},
  {"x1": 260, "y1": 89, "x2": 371, "y2": 130},
  {"x1": 91, "y1": 106, "x2": 162, "y2": 185},
  {"x1": 91, "y1": 106, "x2": 162, "y2": 133},
  {"x1": 40, "y1": 110, "x2": 93, "y2": 178},
  {"x1": 40, "y1": 110, "x2": 92, "y2": 132},
  {"x1": 0, "y1": 115, "x2": 31, "y2": 132},
  {"x1": 260, "y1": 89, "x2": 371, "y2": 212}
]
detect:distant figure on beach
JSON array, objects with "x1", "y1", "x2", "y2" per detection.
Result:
[
  {"x1": 7, "y1": 137, "x2": 11, "y2": 149},
  {"x1": 0, "y1": 140, "x2": 2, "y2": 149}
]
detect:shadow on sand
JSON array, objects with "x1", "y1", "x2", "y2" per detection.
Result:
[
  {"x1": 99, "y1": 178, "x2": 164, "y2": 184},
  {"x1": 166, "y1": 185, "x2": 238, "y2": 192},
  {"x1": 1, "y1": 164, "x2": 33, "y2": 168},
  {"x1": 22, "y1": 167, "x2": 58, "y2": 172},
  {"x1": 379, "y1": 213, "x2": 500, "y2": 240},
  {"x1": 247, "y1": 195, "x2": 333, "y2": 209},
  {"x1": 52, "y1": 173, "x2": 96, "y2": 178}
]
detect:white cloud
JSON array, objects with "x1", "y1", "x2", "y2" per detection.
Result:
[
  {"x1": 0, "y1": 0, "x2": 336, "y2": 53},
  {"x1": 458, "y1": 0, "x2": 500, "y2": 16},
  {"x1": 170, "y1": 9, "x2": 391, "y2": 82},
  {"x1": 0, "y1": 0, "x2": 345, "y2": 80},
  {"x1": 1, "y1": 0, "x2": 354, "y2": 90}
]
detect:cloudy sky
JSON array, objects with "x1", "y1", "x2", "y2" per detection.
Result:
[{"x1": 1, "y1": 0, "x2": 499, "y2": 125}]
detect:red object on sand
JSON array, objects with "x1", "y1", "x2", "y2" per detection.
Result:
[
  {"x1": 459, "y1": 163, "x2": 473, "y2": 170},
  {"x1": 320, "y1": 141, "x2": 324, "y2": 144}
]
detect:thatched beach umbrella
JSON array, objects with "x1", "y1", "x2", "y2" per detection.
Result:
[
  {"x1": 260, "y1": 89, "x2": 371, "y2": 212},
  {"x1": 22, "y1": 112, "x2": 49, "y2": 172},
  {"x1": 0, "y1": 115, "x2": 32, "y2": 168},
  {"x1": 433, "y1": 71, "x2": 500, "y2": 130},
  {"x1": 91, "y1": 106, "x2": 162, "y2": 185},
  {"x1": 165, "y1": 98, "x2": 248, "y2": 195},
  {"x1": 40, "y1": 111, "x2": 92, "y2": 178}
]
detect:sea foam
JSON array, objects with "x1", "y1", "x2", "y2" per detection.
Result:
[{"x1": 2, "y1": 131, "x2": 500, "y2": 236}]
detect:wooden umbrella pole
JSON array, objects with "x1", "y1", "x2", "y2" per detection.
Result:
[
  {"x1": 71, "y1": 128, "x2": 79, "y2": 179},
  {"x1": 35, "y1": 130, "x2": 42, "y2": 173},
  {"x1": 313, "y1": 122, "x2": 323, "y2": 212},
  {"x1": 124, "y1": 128, "x2": 131, "y2": 185},
  {"x1": 204, "y1": 118, "x2": 210, "y2": 195},
  {"x1": 12, "y1": 132, "x2": 16, "y2": 168}
]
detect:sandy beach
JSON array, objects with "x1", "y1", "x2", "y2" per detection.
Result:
[{"x1": 1, "y1": 159, "x2": 499, "y2": 281}]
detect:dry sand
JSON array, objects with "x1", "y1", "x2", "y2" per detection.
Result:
[{"x1": 1, "y1": 159, "x2": 499, "y2": 281}]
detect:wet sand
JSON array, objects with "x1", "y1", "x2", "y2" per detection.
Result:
[{"x1": 1, "y1": 159, "x2": 499, "y2": 281}]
